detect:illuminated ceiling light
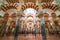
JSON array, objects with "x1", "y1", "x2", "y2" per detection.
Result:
[{"x1": 24, "y1": 8, "x2": 37, "y2": 15}]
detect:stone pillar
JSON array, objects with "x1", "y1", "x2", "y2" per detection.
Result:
[
  {"x1": 44, "y1": 13, "x2": 50, "y2": 33},
  {"x1": 14, "y1": 14, "x2": 20, "y2": 40},
  {"x1": 40, "y1": 13, "x2": 47, "y2": 40}
]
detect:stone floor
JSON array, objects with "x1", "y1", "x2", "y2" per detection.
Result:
[{"x1": 0, "y1": 34, "x2": 60, "y2": 40}]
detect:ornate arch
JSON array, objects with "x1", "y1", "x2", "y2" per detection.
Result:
[
  {"x1": 41, "y1": 0, "x2": 53, "y2": 3},
  {"x1": 21, "y1": 3, "x2": 39, "y2": 11},
  {"x1": 42, "y1": 3, "x2": 59, "y2": 11},
  {"x1": 1, "y1": 3, "x2": 18, "y2": 12},
  {"x1": 6, "y1": 0, "x2": 19, "y2": 3}
]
